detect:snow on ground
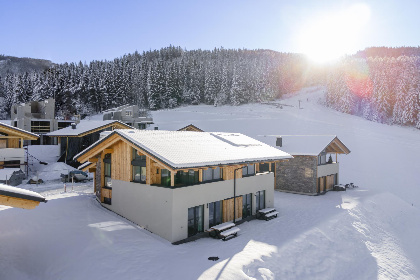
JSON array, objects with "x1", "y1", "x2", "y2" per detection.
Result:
[{"x1": 1, "y1": 86, "x2": 420, "y2": 279}]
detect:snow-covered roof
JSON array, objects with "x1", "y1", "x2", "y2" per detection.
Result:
[
  {"x1": 78, "y1": 161, "x2": 94, "y2": 170},
  {"x1": 0, "y1": 183, "x2": 46, "y2": 202},
  {"x1": 0, "y1": 168, "x2": 22, "y2": 180},
  {"x1": 75, "y1": 129, "x2": 292, "y2": 169},
  {"x1": 0, "y1": 122, "x2": 39, "y2": 139},
  {"x1": 46, "y1": 120, "x2": 132, "y2": 137},
  {"x1": 275, "y1": 135, "x2": 350, "y2": 156}
]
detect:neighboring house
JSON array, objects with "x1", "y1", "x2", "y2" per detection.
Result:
[
  {"x1": 274, "y1": 135, "x2": 350, "y2": 195},
  {"x1": 177, "y1": 124, "x2": 204, "y2": 132},
  {"x1": 0, "y1": 183, "x2": 47, "y2": 209},
  {"x1": 10, "y1": 98, "x2": 79, "y2": 145},
  {"x1": 0, "y1": 122, "x2": 39, "y2": 175},
  {"x1": 103, "y1": 104, "x2": 153, "y2": 129},
  {"x1": 46, "y1": 120, "x2": 133, "y2": 168},
  {"x1": 75, "y1": 129, "x2": 292, "y2": 243}
]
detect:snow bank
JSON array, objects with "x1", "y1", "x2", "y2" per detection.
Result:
[{"x1": 37, "y1": 162, "x2": 75, "y2": 181}]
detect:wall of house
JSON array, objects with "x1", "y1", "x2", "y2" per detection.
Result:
[
  {"x1": 103, "y1": 172, "x2": 274, "y2": 243},
  {"x1": 102, "y1": 180, "x2": 174, "y2": 241},
  {"x1": 275, "y1": 156, "x2": 318, "y2": 195}
]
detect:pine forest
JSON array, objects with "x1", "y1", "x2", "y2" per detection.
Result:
[{"x1": 0, "y1": 46, "x2": 419, "y2": 129}]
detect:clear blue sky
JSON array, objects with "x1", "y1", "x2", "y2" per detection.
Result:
[{"x1": 1, "y1": 0, "x2": 419, "y2": 63}]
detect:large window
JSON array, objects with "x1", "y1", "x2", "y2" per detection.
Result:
[
  {"x1": 209, "y1": 201, "x2": 223, "y2": 228},
  {"x1": 202, "y1": 167, "x2": 222, "y2": 182},
  {"x1": 161, "y1": 169, "x2": 171, "y2": 187},
  {"x1": 175, "y1": 170, "x2": 199, "y2": 186},
  {"x1": 103, "y1": 153, "x2": 112, "y2": 187},
  {"x1": 255, "y1": 190, "x2": 265, "y2": 211},
  {"x1": 242, "y1": 164, "x2": 255, "y2": 177},
  {"x1": 132, "y1": 148, "x2": 146, "y2": 183},
  {"x1": 242, "y1": 193, "x2": 252, "y2": 218},
  {"x1": 188, "y1": 205, "x2": 204, "y2": 237}
]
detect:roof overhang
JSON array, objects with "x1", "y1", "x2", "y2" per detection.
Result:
[
  {"x1": 324, "y1": 137, "x2": 351, "y2": 155},
  {"x1": 0, "y1": 123, "x2": 39, "y2": 140},
  {"x1": 0, "y1": 185, "x2": 47, "y2": 210}
]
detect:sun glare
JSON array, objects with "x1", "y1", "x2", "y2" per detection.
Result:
[{"x1": 298, "y1": 4, "x2": 371, "y2": 64}]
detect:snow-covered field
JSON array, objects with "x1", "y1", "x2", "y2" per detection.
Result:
[{"x1": 1, "y1": 87, "x2": 420, "y2": 279}]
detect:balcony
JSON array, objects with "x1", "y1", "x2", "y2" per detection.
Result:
[{"x1": 317, "y1": 162, "x2": 339, "y2": 177}]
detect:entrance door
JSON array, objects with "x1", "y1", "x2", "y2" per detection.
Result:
[{"x1": 222, "y1": 197, "x2": 242, "y2": 222}]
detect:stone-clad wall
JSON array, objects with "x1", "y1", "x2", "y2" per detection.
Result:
[{"x1": 276, "y1": 156, "x2": 318, "y2": 195}]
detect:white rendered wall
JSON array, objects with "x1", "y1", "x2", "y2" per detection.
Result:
[{"x1": 104, "y1": 172, "x2": 274, "y2": 243}]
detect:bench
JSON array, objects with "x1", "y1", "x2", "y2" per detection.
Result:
[
  {"x1": 257, "y1": 208, "x2": 278, "y2": 221},
  {"x1": 206, "y1": 222, "x2": 239, "y2": 240},
  {"x1": 219, "y1": 227, "x2": 240, "y2": 241},
  {"x1": 264, "y1": 211, "x2": 279, "y2": 220}
]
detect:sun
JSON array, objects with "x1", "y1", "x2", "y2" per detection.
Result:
[{"x1": 298, "y1": 4, "x2": 371, "y2": 64}]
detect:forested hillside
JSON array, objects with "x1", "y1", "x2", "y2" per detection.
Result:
[
  {"x1": 0, "y1": 46, "x2": 310, "y2": 119},
  {"x1": 0, "y1": 55, "x2": 52, "y2": 76},
  {"x1": 326, "y1": 55, "x2": 420, "y2": 128}
]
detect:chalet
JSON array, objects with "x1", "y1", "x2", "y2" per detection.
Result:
[
  {"x1": 46, "y1": 120, "x2": 133, "y2": 167},
  {"x1": 274, "y1": 135, "x2": 350, "y2": 195},
  {"x1": 0, "y1": 122, "x2": 39, "y2": 175},
  {"x1": 75, "y1": 129, "x2": 292, "y2": 243},
  {"x1": 0, "y1": 183, "x2": 47, "y2": 209}
]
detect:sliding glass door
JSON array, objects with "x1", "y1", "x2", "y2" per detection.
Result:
[{"x1": 188, "y1": 205, "x2": 204, "y2": 237}]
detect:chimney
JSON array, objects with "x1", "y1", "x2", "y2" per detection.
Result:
[
  {"x1": 71, "y1": 123, "x2": 77, "y2": 129},
  {"x1": 154, "y1": 127, "x2": 159, "y2": 130},
  {"x1": 276, "y1": 137, "x2": 282, "y2": 147}
]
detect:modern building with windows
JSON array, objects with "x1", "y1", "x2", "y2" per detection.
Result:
[
  {"x1": 274, "y1": 135, "x2": 351, "y2": 195},
  {"x1": 10, "y1": 98, "x2": 79, "y2": 145},
  {"x1": 75, "y1": 129, "x2": 292, "y2": 243},
  {"x1": 102, "y1": 104, "x2": 153, "y2": 129}
]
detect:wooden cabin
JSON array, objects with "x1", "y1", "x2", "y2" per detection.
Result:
[
  {"x1": 46, "y1": 120, "x2": 132, "y2": 167},
  {"x1": 0, "y1": 122, "x2": 39, "y2": 174},
  {"x1": 75, "y1": 129, "x2": 292, "y2": 243},
  {"x1": 274, "y1": 135, "x2": 351, "y2": 195}
]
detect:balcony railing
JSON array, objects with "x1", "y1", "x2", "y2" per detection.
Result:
[{"x1": 317, "y1": 162, "x2": 339, "y2": 177}]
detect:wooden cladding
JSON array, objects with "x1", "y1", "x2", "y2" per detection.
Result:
[
  {"x1": 318, "y1": 174, "x2": 336, "y2": 193},
  {"x1": 102, "y1": 188, "x2": 112, "y2": 200},
  {"x1": 222, "y1": 197, "x2": 243, "y2": 222},
  {"x1": 110, "y1": 140, "x2": 131, "y2": 182},
  {"x1": 326, "y1": 175, "x2": 335, "y2": 191},
  {"x1": 222, "y1": 166, "x2": 243, "y2": 181}
]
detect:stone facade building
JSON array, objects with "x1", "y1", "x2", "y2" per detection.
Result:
[{"x1": 274, "y1": 135, "x2": 350, "y2": 195}]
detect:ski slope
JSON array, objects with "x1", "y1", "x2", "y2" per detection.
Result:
[{"x1": 1, "y1": 87, "x2": 420, "y2": 280}]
